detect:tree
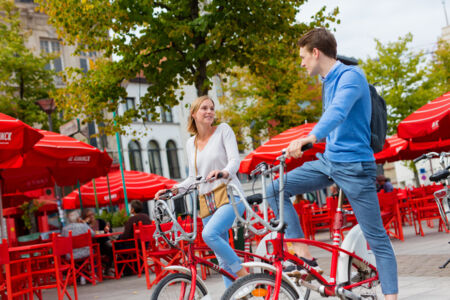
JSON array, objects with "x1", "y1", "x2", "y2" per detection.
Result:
[
  {"x1": 37, "y1": 0, "x2": 339, "y2": 134},
  {"x1": 217, "y1": 52, "x2": 323, "y2": 151},
  {"x1": 360, "y1": 33, "x2": 433, "y2": 135},
  {"x1": 0, "y1": 0, "x2": 56, "y2": 128},
  {"x1": 424, "y1": 38, "x2": 450, "y2": 97}
]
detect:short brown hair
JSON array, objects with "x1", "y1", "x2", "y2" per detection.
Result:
[
  {"x1": 187, "y1": 95, "x2": 215, "y2": 135},
  {"x1": 297, "y1": 28, "x2": 337, "y2": 59},
  {"x1": 131, "y1": 200, "x2": 143, "y2": 213}
]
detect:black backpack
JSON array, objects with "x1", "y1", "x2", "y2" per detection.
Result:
[
  {"x1": 321, "y1": 82, "x2": 387, "y2": 154},
  {"x1": 368, "y1": 84, "x2": 387, "y2": 153}
]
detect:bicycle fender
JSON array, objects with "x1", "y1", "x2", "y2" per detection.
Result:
[
  {"x1": 241, "y1": 262, "x2": 300, "y2": 296},
  {"x1": 163, "y1": 265, "x2": 209, "y2": 295}
]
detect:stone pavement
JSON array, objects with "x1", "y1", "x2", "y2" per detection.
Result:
[{"x1": 42, "y1": 224, "x2": 450, "y2": 300}]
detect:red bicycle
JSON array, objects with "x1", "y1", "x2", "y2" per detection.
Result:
[
  {"x1": 222, "y1": 148, "x2": 381, "y2": 300},
  {"x1": 150, "y1": 175, "x2": 270, "y2": 300}
]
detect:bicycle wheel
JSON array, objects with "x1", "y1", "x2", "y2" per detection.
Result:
[
  {"x1": 151, "y1": 273, "x2": 207, "y2": 300},
  {"x1": 221, "y1": 273, "x2": 304, "y2": 300},
  {"x1": 347, "y1": 257, "x2": 381, "y2": 299}
]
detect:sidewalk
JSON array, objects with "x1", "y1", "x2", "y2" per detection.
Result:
[{"x1": 42, "y1": 224, "x2": 450, "y2": 299}]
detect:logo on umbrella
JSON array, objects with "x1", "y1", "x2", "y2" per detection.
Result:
[
  {"x1": 0, "y1": 132, "x2": 12, "y2": 142},
  {"x1": 67, "y1": 155, "x2": 91, "y2": 163}
]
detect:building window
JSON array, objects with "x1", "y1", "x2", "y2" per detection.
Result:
[
  {"x1": 166, "y1": 140, "x2": 180, "y2": 179},
  {"x1": 79, "y1": 50, "x2": 97, "y2": 73},
  {"x1": 161, "y1": 107, "x2": 173, "y2": 123},
  {"x1": 40, "y1": 39, "x2": 63, "y2": 72},
  {"x1": 128, "y1": 140, "x2": 143, "y2": 171},
  {"x1": 125, "y1": 97, "x2": 137, "y2": 121},
  {"x1": 148, "y1": 140, "x2": 163, "y2": 175}
]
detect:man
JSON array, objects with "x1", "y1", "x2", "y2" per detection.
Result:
[
  {"x1": 117, "y1": 200, "x2": 151, "y2": 247},
  {"x1": 377, "y1": 175, "x2": 394, "y2": 193},
  {"x1": 266, "y1": 28, "x2": 398, "y2": 299}
]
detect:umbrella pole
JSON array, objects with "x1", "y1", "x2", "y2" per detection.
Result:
[
  {"x1": 93, "y1": 179, "x2": 99, "y2": 214},
  {"x1": 0, "y1": 181, "x2": 6, "y2": 240},
  {"x1": 113, "y1": 110, "x2": 130, "y2": 216},
  {"x1": 55, "y1": 184, "x2": 65, "y2": 229},
  {"x1": 77, "y1": 180, "x2": 83, "y2": 211},
  {"x1": 106, "y1": 174, "x2": 113, "y2": 213}
]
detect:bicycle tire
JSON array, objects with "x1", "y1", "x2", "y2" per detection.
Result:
[
  {"x1": 151, "y1": 272, "x2": 207, "y2": 300},
  {"x1": 221, "y1": 273, "x2": 305, "y2": 300},
  {"x1": 346, "y1": 257, "x2": 381, "y2": 299}
]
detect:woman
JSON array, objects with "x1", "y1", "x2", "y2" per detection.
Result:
[{"x1": 156, "y1": 95, "x2": 248, "y2": 287}]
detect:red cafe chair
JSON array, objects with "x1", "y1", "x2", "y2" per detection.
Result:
[
  {"x1": 0, "y1": 239, "x2": 34, "y2": 300},
  {"x1": 32, "y1": 233, "x2": 78, "y2": 300},
  {"x1": 378, "y1": 191, "x2": 404, "y2": 241},
  {"x1": 137, "y1": 222, "x2": 183, "y2": 289},
  {"x1": 111, "y1": 224, "x2": 141, "y2": 279},
  {"x1": 71, "y1": 231, "x2": 102, "y2": 285}
]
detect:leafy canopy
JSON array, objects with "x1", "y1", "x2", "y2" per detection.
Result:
[
  {"x1": 0, "y1": 0, "x2": 56, "y2": 128},
  {"x1": 37, "y1": 0, "x2": 339, "y2": 134}
]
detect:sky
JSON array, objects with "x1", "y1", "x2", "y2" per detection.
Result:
[{"x1": 296, "y1": 0, "x2": 449, "y2": 60}]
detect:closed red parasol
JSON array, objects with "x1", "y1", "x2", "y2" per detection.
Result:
[
  {"x1": 239, "y1": 123, "x2": 325, "y2": 174},
  {"x1": 62, "y1": 170, "x2": 178, "y2": 209},
  {"x1": 397, "y1": 92, "x2": 450, "y2": 142}
]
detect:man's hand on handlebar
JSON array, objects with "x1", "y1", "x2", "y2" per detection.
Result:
[
  {"x1": 206, "y1": 170, "x2": 228, "y2": 182},
  {"x1": 155, "y1": 187, "x2": 178, "y2": 200},
  {"x1": 286, "y1": 135, "x2": 316, "y2": 159}
]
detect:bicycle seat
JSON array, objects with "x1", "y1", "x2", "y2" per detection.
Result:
[
  {"x1": 246, "y1": 193, "x2": 263, "y2": 205},
  {"x1": 430, "y1": 169, "x2": 450, "y2": 182}
]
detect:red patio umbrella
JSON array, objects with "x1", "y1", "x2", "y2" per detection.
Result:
[
  {"x1": 374, "y1": 135, "x2": 409, "y2": 164},
  {"x1": 239, "y1": 123, "x2": 326, "y2": 174},
  {"x1": 0, "y1": 113, "x2": 43, "y2": 169},
  {"x1": 62, "y1": 170, "x2": 178, "y2": 209},
  {"x1": 397, "y1": 91, "x2": 450, "y2": 142}
]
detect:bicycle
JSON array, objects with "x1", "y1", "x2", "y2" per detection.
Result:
[
  {"x1": 413, "y1": 151, "x2": 450, "y2": 268},
  {"x1": 222, "y1": 146, "x2": 381, "y2": 300},
  {"x1": 150, "y1": 174, "x2": 271, "y2": 300}
]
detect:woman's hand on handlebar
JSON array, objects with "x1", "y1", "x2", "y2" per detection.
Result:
[
  {"x1": 155, "y1": 188, "x2": 178, "y2": 200},
  {"x1": 206, "y1": 170, "x2": 229, "y2": 182},
  {"x1": 286, "y1": 135, "x2": 316, "y2": 159}
]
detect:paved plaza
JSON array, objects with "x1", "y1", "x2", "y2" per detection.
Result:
[{"x1": 42, "y1": 224, "x2": 450, "y2": 300}]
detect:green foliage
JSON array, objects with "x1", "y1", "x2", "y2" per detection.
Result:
[
  {"x1": 360, "y1": 33, "x2": 448, "y2": 135},
  {"x1": 98, "y1": 209, "x2": 129, "y2": 228},
  {"x1": 36, "y1": 0, "x2": 339, "y2": 135},
  {"x1": 0, "y1": 0, "x2": 57, "y2": 128},
  {"x1": 20, "y1": 200, "x2": 43, "y2": 231}
]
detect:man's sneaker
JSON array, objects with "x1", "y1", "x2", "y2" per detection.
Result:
[{"x1": 284, "y1": 257, "x2": 323, "y2": 280}]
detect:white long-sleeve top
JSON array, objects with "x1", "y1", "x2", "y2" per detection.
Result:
[{"x1": 176, "y1": 123, "x2": 244, "y2": 196}]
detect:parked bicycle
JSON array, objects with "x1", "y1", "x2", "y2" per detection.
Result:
[
  {"x1": 413, "y1": 151, "x2": 450, "y2": 268},
  {"x1": 222, "y1": 146, "x2": 381, "y2": 300},
  {"x1": 150, "y1": 175, "x2": 270, "y2": 300}
]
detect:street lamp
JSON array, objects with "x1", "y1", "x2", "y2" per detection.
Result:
[{"x1": 35, "y1": 98, "x2": 56, "y2": 132}]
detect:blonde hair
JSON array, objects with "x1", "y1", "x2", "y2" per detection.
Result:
[{"x1": 187, "y1": 95, "x2": 215, "y2": 135}]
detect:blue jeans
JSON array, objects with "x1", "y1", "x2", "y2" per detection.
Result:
[
  {"x1": 202, "y1": 196, "x2": 245, "y2": 288},
  {"x1": 266, "y1": 153, "x2": 398, "y2": 295}
]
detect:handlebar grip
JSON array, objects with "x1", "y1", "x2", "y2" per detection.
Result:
[
  {"x1": 413, "y1": 154, "x2": 426, "y2": 163},
  {"x1": 172, "y1": 193, "x2": 184, "y2": 201},
  {"x1": 302, "y1": 143, "x2": 313, "y2": 151}
]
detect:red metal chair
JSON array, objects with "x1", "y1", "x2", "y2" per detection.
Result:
[
  {"x1": 409, "y1": 195, "x2": 449, "y2": 236},
  {"x1": 32, "y1": 233, "x2": 78, "y2": 300},
  {"x1": 0, "y1": 239, "x2": 34, "y2": 300},
  {"x1": 137, "y1": 222, "x2": 183, "y2": 289},
  {"x1": 111, "y1": 225, "x2": 141, "y2": 279},
  {"x1": 378, "y1": 191, "x2": 404, "y2": 241},
  {"x1": 71, "y1": 231, "x2": 102, "y2": 285}
]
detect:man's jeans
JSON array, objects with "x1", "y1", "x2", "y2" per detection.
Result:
[
  {"x1": 202, "y1": 197, "x2": 245, "y2": 288},
  {"x1": 266, "y1": 153, "x2": 398, "y2": 295}
]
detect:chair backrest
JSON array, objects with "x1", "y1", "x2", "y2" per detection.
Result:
[
  {"x1": 0, "y1": 239, "x2": 9, "y2": 264},
  {"x1": 53, "y1": 233, "x2": 73, "y2": 256},
  {"x1": 378, "y1": 191, "x2": 398, "y2": 212},
  {"x1": 138, "y1": 223, "x2": 156, "y2": 243},
  {"x1": 71, "y1": 230, "x2": 93, "y2": 249}
]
